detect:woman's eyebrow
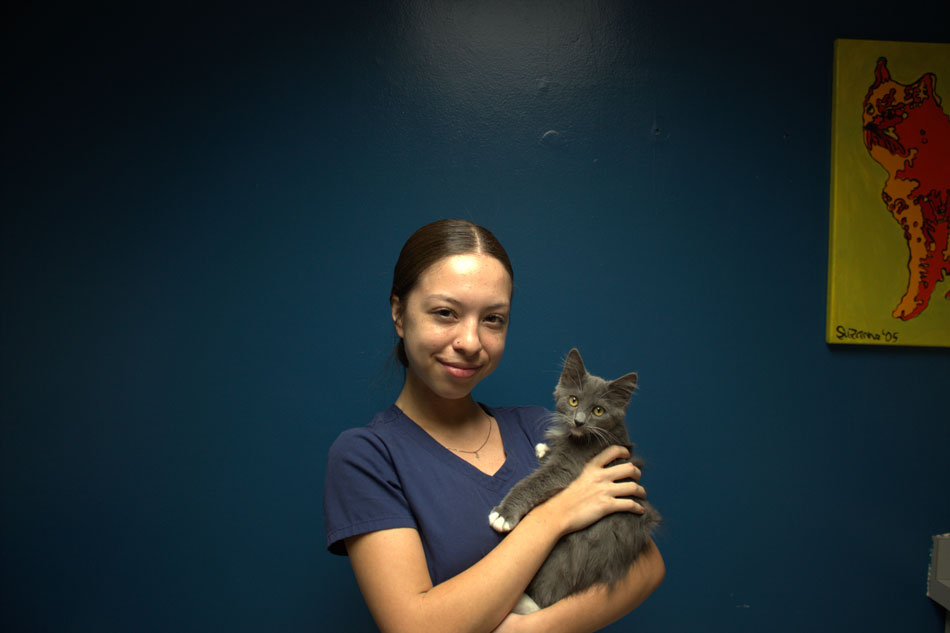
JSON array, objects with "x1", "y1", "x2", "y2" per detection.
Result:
[
  {"x1": 424, "y1": 293, "x2": 462, "y2": 305},
  {"x1": 424, "y1": 294, "x2": 510, "y2": 311}
]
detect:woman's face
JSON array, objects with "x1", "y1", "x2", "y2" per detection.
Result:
[{"x1": 392, "y1": 253, "x2": 512, "y2": 402}]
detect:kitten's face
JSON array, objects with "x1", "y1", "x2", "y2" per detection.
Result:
[{"x1": 551, "y1": 349, "x2": 637, "y2": 442}]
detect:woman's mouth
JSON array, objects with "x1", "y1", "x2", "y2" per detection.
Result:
[{"x1": 440, "y1": 361, "x2": 480, "y2": 379}]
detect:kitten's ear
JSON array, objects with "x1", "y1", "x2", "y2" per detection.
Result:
[
  {"x1": 560, "y1": 348, "x2": 587, "y2": 384},
  {"x1": 609, "y1": 372, "x2": 638, "y2": 402}
]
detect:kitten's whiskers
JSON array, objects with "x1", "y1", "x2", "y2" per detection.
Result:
[{"x1": 584, "y1": 423, "x2": 621, "y2": 448}]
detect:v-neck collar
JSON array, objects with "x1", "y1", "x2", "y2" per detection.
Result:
[{"x1": 390, "y1": 404, "x2": 515, "y2": 487}]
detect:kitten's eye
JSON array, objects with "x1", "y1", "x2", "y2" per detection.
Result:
[
  {"x1": 592, "y1": 406, "x2": 605, "y2": 417},
  {"x1": 568, "y1": 396, "x2": 578, "y2": 407}
]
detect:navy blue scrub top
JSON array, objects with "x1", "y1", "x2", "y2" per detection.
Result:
[{"x1": 324, "y1": 404, "x2": 550, "y2": 585}]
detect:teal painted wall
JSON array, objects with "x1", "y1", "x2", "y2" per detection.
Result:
[{"x1": 2, "y1": 2, "x2": 948, "y2": 631}]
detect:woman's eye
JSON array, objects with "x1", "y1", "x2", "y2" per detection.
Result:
[
  {"x1": 434, "y1": 308, "x2": 454, "y2": 318},
  {"x1": 568, "y1": 396, "x2": 578, "y2": 407},
  {"x1": 592, "y1": 406, "x2": 605, "y2": 417},
  {"x1": 485, "y1": 314, "x2": 507, "y2": 326}
]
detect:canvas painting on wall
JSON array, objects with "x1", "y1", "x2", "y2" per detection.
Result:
[{"x1": 827, "y1": 39, "x2": 950, "y2": 347}]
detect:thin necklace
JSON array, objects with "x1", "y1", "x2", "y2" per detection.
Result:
[{"x1": 446, "y1": 416, "x2": 492, "y2": 459}]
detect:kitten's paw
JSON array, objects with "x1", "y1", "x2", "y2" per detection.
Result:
[
  {"x1": 535, "y1": 442, "x2": 549, "y2": 460},
  {"x1": 512, "y1": 593, "x2": 541, "y2": 615},
  {"x1": 488, "y1": 510, "x2": 516, "y2": 533}
]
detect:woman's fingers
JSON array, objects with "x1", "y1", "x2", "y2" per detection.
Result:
[
  {"x1": 618, "y1": 497, "x2": 646, "y2": 515},
  {"x1": 629, "y1": 464, "x2": 642, "y2": 482},
  {"x1": 551, "y1": 444, "x2": 650, "y2": 533},
  {"x1": 596, "y1": 485, "x2": 646, "y2": 515},
  {"x1": 590, "y1": 447, "x2": 642, "y2": 479},
  {"x1": 592, "y1": 448, "x2": 647, "y2": 505},
  {"x1": 614, "y1": 480, "x2": 647, "y2": 502},
  {"x1": 603, "y1": 461, "x2": 639, "y2": 481},
  {"x1": 591, "y1": 444, "x2": 630, "y2": 466}
]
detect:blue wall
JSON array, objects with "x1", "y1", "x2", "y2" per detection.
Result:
[{"x1": 2, "y1": 2, "x2": 948, "y2": 631}]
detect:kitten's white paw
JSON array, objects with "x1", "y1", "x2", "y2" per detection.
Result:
[
  {"x1": 488, "y1": 510, "x2": 515, "y2": 533},
  {"x1": 534, "y1": 442, "x2": 549, "y2": 460},
  {"x1": 512, "y1": 593, "x2": 541, "y2": 615}
]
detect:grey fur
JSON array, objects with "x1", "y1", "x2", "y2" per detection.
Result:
[{"x1": 489, "y1": 348, "x2": 660, "y2": 609}]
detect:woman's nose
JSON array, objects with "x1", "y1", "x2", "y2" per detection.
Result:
[{"x1": 453, "y1": 320, "x2": 482, "y2": 355}]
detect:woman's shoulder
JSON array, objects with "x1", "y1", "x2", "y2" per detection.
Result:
[
  {"x1": 328, "y1": 406, "x2": 407, "y2": 457},
  {"x1": 485, "y1": 403, "x2": 550, "y2": 423},
  {"x1": 483, "y1": 404, "x2": 552, "y2": 441}
]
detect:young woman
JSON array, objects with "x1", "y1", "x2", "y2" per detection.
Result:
[{"x1": 324, "y1": 220, "x2": 664, "y2": 633}]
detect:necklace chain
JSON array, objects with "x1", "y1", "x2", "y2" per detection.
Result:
[{"x1": 446, "y1": 416, "x2": 492, "y2": 459}]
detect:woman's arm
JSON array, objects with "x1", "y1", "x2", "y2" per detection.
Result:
[
  {"x1": 492, "y1": 539, "x2": 665, "y2": 633},
  {"x1": 345, "y1": 445, "x2": 643, "y2": 633}
]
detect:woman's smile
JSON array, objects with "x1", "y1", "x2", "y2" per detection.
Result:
[{"x1": 438, "y1": 360, "x2": 481, "y2": 379}]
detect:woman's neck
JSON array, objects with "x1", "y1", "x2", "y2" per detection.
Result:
[{"x1": 394, "y1": 371, "x2": 484, "y2": 432}]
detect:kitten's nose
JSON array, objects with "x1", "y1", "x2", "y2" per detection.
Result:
[{"x1": 574, "y1": 411, "x2": 587, "y2": 426}]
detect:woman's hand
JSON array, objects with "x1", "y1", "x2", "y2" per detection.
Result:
[{"x1": 538, "y1": 445, "x2": 646, "y2": 537}]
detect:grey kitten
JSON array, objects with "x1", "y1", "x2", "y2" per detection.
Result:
[{"x1": 488, "y1": 348, "x2": 660, "y2": 613}]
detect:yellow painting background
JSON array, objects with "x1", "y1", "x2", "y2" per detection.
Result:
[{"x1": 827, "y1": 39, "x2": 950, "y2": 347}]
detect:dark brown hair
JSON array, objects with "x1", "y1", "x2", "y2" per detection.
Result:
[{"x1": 390, "y1": 219, "x2": 514, "y2": 367}]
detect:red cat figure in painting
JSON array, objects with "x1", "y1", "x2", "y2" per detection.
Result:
[{"x1": 862, "y1": 57, "x2": 950, "y2": 321}]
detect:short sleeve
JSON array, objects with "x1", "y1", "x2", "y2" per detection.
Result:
[{"x1": 323, "y1": 428, "x2": 417, "y2": 555}]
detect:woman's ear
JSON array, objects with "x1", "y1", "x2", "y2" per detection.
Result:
[{"x1": 390, "y1": 294, "x2": 405, "y2": 338}]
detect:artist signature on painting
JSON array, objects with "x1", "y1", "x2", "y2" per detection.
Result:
[{"x1": 834, "y1": 325, "x2": 900, "y2": 343}]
